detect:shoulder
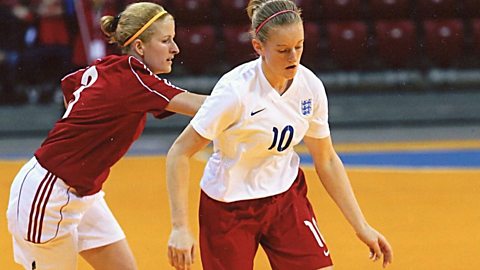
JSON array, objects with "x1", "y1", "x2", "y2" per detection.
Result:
[
  {"x1": 201, "y1": 61, "x2": 259, "y2": 111},
  {"x1": 93, "y1": 55, "x2": 153, "y2": 75},
  {"x1": 68, "y1": 55, "x2": 141, "y2": 79},
  {"x1": 297, "y1": 65, "x2": 325, "y2": 89},
  {"x1": 296, "y1": 65, "x2": 327, "y2": 98},
  {"x1": 215, "y1": 59, "x2": 259, "y2": 94},
  {"x1": 61, "y1": 68, "x2": 85, "y2": 83},
  {"x1": 113, "y1": 55, "x2": 152, "y2": 75}
]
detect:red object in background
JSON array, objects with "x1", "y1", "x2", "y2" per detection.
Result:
[
  {"x1": 72, "y1": 0, "x2": 118, "y2": 67},
  {"x1": 368, "y1": 0, "x2": 411, "y2": 19},
  {"x1": 320, "y1": 0, "x2": 362, "y2": 21},
  {"x1": 374, "y1": 19, "x2": 417, "y2": 67},
  {"x1": 38, "y1": 18, "x2": 69, "y2": 45},
  {"x1": 326, "y1": 21, "x2": 368, "y2": 69},
  {"x1": 423, "y1": 19, "x2": 464, "y2": 67},
  {"x1": 222, "y1": 24, "x2": 255, "y2": 68},
  {"x1": 36, "y1": 0, "x2": 69, "y2": 45},
  {"x1": 175, "y1": 25, "x2": 217, "y2": 74}
]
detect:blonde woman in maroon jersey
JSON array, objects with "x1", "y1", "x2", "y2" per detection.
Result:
[{"x1": 6, "y1": 2, "x2": 205, "y2": 269}]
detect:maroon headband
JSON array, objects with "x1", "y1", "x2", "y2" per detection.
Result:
[{"x1": 255, "y1": 10, "x2": 297, "y2": 34}]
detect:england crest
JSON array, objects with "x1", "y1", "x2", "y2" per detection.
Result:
[{"x1": 301, "y1": 98, "x2": 312, "y2": 116}]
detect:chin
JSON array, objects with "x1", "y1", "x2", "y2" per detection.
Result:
[
  {"x1": 156, "y1": 67, "x2": 171, "y2": 74},
  {"x1": 284, "y1": 70, "x2": 297, "y2": 80}
]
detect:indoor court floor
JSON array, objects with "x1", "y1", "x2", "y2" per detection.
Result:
[{"x1": 1, "y1": 126, "x2": 479, "y2": 269}]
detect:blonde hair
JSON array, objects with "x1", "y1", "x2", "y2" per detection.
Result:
[
  {"x1": 246, "y1": 0, "x2": 302, "y2": 42},
  {"x1": 100, "y1": 2, "x2": 171, "y2": 53}
]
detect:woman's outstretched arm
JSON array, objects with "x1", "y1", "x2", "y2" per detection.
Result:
[
  {"x1": 166, "y1": 124, "x2": 210, "y2": 269},
  {"x1": 304, "y1": 135, "x2": 393, "y2": 268}
]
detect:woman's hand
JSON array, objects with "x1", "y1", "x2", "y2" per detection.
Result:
[
  {"x1": 166, "y1": 125, "x2": 210, "y2": 269},
  {"x1": 356, "y1": 225, "x2": 393, "y2": 268},
  {"x1": 167, "y1": 227, "x2": 195, "y2": 270}
]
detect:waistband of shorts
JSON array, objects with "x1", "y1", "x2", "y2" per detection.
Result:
[
  {"x1": 29, "y1": 156, "x2": 82, "y2": 197},
  {"x1": 203, "y1": 168, "x2": 306, "y2": 207}
]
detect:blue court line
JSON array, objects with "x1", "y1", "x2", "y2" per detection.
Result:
[
  {"x1": 300, "y1": 149, "x2": 480, "y2": 168},
  {"x1": 3, "y1": 144, "x2": 480, "y2": 169}
]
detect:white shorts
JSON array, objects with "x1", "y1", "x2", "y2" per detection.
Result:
[{"x1": 6, "y1": 157, "x2": 125, "y2": 270}]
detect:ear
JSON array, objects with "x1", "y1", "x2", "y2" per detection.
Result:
[
  {"x1": 132, "y1": 39, "x2": 145, "y2": 57},
  {"x1": 251, "y1": 39, "x2": 263, "y2": 56}
]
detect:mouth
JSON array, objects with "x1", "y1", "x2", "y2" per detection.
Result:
[
  {"x1": 286, "y1": 64, "x2": 296, "y2": 70},
  {"x1": 167, "y1": 57, "x2": 174, "y2": 63}
]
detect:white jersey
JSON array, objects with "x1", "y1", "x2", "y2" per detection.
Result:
[{"x1": 191, "y1": 58, "x2": 330, "y2": 202}]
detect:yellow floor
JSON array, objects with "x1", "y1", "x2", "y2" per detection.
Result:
[{"x1": 1, "y1": 156, "x2": 480, "y2": 269}]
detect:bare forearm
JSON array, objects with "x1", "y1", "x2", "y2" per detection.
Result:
[
  {"x1": 316, "y1": 154, "x2": 368, "y2": 233},
  {"x1": 166, "y1": 92, "x2": 207, "y2": 117},
  {"x1": 166, "y1": 151, "x2": 191, "y2": 229},
  {"x1": 181, "y1": 93, "x2": 207, "y2": 116}
]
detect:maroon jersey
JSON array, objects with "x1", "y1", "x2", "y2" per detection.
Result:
[{"x1": 35, "y1": 55, "x2": 185, "y2": 196}]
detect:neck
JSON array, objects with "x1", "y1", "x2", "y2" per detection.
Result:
[{"x1": 261, "y1": 62, "x2": 290, "y2": 95}]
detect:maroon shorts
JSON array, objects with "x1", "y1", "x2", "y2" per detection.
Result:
[{"x1": 199, "y1": 168, "x2": 333, "y2": 270}]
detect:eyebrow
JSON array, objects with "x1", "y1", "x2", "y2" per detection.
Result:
[{"x1": 275, "y1": 40, "x2": 305, "y2": 47}]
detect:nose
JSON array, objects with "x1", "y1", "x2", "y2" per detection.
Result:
[
  {"x1": 171, "y1": 40, "x2": 180, "y2": 55},
  {"x1": 287, "y1": 48, "x2": 297, "y2": 62}
]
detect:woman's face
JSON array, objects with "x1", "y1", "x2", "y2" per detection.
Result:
[
  {"x1": 254, "y1": 22, "x2": 304, "y2": 81},
  {"x1": 140, "y1": 16, "x2": 179, "y2": 74}
]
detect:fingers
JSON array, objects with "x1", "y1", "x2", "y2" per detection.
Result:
[
  {"x1": 357, "y1": 226, "x2": 394, "y2": 268},
  {"x1": 167, "y1": 228, "x2": 195, "y2": 269},
  {"x1": 383, "y1": 251, "x2": 393, "y2": 268},
  {"x1": 191, "y1": 243, "x2": 195, "y2": 264},
  {"x1": 379, "y1": 236, "x2": 394, "y2": 268},
  {"x1": 168, "y1": 246, "x2": 194, "y2": 270},
  {"x1": 368, "y1": 235, "x2": 393, "y2": 268},
  {"x1": 168, "y1": 247, "x2": 173, "y2": 266},
  {"x1": 368, "y1": 240, "x2": 382, "y2": 262}
]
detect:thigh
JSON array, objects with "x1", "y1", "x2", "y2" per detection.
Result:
[
  {"x1": 78, "y1": 195, "x2": 134, "y2": 269},
  {"x1": 11, "y1": 232, "x2": 78, "y2": 270},
  {"x1": 77, "y1": 194, "x2": 126, "y2": 252},
  {"x1": 80, "y1": 239, "x2": 136, "y2": 270},
  {"x1": 6, "y1": 158, "x2": 87, "y2": 269},
  {"x1": 261, "y1": 176, "x2": 333, "y2": 270},
  {"x1": 199, "y1": 191, "x2": 259, "y2": 270},
  {"x1": 7, "y1": 158, "x2": 91, "y2": 244}
]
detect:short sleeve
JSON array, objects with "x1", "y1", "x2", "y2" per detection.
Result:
[
  {"x1": 190, "y1": 81, "x2": 241, "y2": 140},
  {"x1": 122, "y1": 57, "x2": 186, "y2": 115},
  {"x1": 60, "y1": 69, "x2": 83, "y2": 102},
  {"x1": 305, "y1": 77, "x2": 330, "y2": 139}
]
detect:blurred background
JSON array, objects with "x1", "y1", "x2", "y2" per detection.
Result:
[
  {"x1": 1, "y1": 0, "x2": 480, "y2": 139},
  {"x1": 1, "y1": 1, "x2": 480, "y2": 269}
]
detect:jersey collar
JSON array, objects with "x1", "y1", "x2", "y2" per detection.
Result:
[{"x1": 256, "y1": 57, "x2": 298, "y2": 100}]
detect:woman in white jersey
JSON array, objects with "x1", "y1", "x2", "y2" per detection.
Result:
[
  {"x1": 6, "y1": 2, "x2": 206, "y2": 270},
  {"x1": 166, "y1": 0, "x2": 393, "y2": 269}
]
